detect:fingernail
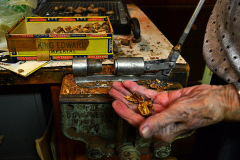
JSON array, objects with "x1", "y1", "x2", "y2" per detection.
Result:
[{"x1": 141, "y1": 126, "x2": 151, "y2": 138}]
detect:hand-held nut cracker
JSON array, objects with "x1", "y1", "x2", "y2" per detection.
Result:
[{"x1": 72, "y1": 0, "x2": 206, "y2": 88}]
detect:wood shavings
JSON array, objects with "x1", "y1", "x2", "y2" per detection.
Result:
[{"x1": 125, "y1": 92, "x2": 153, "y2": 116}]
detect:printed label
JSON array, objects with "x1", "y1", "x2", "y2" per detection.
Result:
[
  {"x1": 88, "y1": 55, "x2": 108, "y2": 59},
  {"x1": 11, "y1": 35, "x2": 33, "y2": 38},
  {"x1": 88, "y1": 18, "x2": 104, "y2": 21},
  {"x1": 36, "y1": 39, "x2": 89, "y2": 52},
  {"x1": 18, "y1": 57, "x2": 37, "y2": 60},
  {"x1": 29, "y1": 18, "x2": 47, "y2": 22},
  {"x1": 53, "y1": 56, "x2": 73, "y2": 60},
  {"x1": 49, "y1": 34, "x2": 70, "y2": 38},
  {"x1": 59, "y1": 18, "x2": 76, "y2": 21}
]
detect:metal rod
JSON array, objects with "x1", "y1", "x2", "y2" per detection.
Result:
[
  {"x1": 178, "y1": 0, "x2": 206, "y2": 46},
  {"x1": 75, "y1": 73, "x2": 168, "y2": 87}
]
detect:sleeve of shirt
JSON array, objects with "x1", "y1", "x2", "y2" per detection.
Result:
[{"x1": 203, "y1": 0, "x2": 240, "y2": 83}]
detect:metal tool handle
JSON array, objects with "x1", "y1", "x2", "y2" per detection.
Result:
[
  {"x1": 165, "y1": 0, "x2": 205, "y2": 76},
  {"x1": 178, "y1": 0, "x2": 206, "y2": 46}
]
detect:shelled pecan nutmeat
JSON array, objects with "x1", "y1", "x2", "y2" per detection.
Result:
[
  {"x1": 125, "y1": 92, "x2": 153, "y2": 116},
  {"x1": 46, "y1": 23, "x2": 110, "y2": 34}
]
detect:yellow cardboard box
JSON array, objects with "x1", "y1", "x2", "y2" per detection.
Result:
[{"x1": 6, "y1": 17, "x2": 113, "y2": 61}]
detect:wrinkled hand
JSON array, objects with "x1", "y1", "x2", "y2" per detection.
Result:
[{"x1": 109, "y1": 81, "x2": 240, "y2": 143}]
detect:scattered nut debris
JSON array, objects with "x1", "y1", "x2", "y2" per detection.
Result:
[
  {"x1": 99, "y1": 7, "x2": 106, "y2": 12},
  {"x1": 92, "y1": 8, "x2": 99, "y2": 13},
  {"x1": 146, "y1": 80, "x2": 151, "y2": 84},
  {"x1": 140, "y1": 47, "x2": 145, "y2": 52},
  {"x1": 89, "y1": 4, "x2": 94, "y2": 8},
  {"x1": 137, "y1": 80, "x2": 145, "y2": 84},
  {"x1": 67, "y1": 6, "x2": 74, "y2": 13},
  {"x1": 106, "y1": 11, "x2": 114, "y2": 15},
  {"x1": 115, "y1": 51, "x2": 125, "y2": 56},
  {"x1": 61, "y1": 74, "x2": 113, "y2": 95},
  {"x1": 58, "y1": 5, "x2": 64, "y2": 11},
  {"x1": 18, "y1": 69, "x2": 24, "y2": 73},
  {"x1": 45, "y1": 28, "x2": 50, "y2": 33},
  {"x1": 150, "y1": 83, "x2": 158, "y2": 89},
  {"x1": 74, "y1": 14, "x2": 82, "y2": 17},
  {"x1": 136, "y1": 79, "x2": 173, "y2": 92},
  {"x1": 67, "y1": 6, "x2": 74, "y2": 11},
  {"x1": 125, "y1": 92, "x2": 153, "y2": 116},
  {"x1": 121, "y1": 39, "x2": 131, "y2": 46},
  {"x1": 54, "y1": 6, "x2": 59, "y2": 11},
  {"x1": 53, "y1": 4, "x2": 114, "y2": 16}
]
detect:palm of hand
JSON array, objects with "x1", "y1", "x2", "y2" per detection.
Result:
[{"x1": 109, "y1": 81, "x2": 230, "y2": 143}]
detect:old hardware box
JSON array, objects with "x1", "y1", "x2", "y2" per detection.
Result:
[{"x1": 6, "y1": 17, "x2": 113, "y2": 61}]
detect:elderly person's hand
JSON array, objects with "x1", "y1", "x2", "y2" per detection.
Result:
[{"x1": 109, "y1": 80, "x2": 240, "y2": 143}]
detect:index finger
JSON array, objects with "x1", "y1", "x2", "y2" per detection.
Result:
[{"x1": 123, "y1": 81, "x2": 159, "y2": 99}]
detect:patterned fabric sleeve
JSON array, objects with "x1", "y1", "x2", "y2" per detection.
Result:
[{"x1": 203, "y1": 0, "x2": 240, "y2": 83}]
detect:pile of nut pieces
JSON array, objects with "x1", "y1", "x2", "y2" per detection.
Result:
[
  {"x1": 125, "y1": 80, "x2": 174, "y2": 116},
  {"x1": 45, "y1": 22, "x2": 110, "y2": 34},
  {"x1": 54, "y1": 4, "x2": 114, "y2": 17},
  {"x1": 125, "y1": 92, "x2": 153, "y2": 116}
]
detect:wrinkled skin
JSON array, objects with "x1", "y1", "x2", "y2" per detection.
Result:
[{"x1": 109, "y1": 81, "x2": 240, "y2": 143}]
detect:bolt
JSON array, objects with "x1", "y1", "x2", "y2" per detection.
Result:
[{"x1": 169, "y1": 63, "x2": 174, "y2": 67}]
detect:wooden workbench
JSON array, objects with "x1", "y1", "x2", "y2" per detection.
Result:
[
  {"x1": 0, "y1": 4, "x2": 187, "y2": 86},
  {"x1": 0, "y1": 4, "x2": 190, "y2": 160}
]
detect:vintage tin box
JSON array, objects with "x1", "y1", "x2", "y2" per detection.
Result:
[{"x1": 6, "y1": 17, "x2": 113, "y2": 61}]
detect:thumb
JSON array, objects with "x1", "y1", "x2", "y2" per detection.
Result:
[
  {"x1": 139, "y1": 111, "x2": 175, "y2": 138},
  {"x1": 139, "y1": 108, "x2": 186, "y2": 142}
]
